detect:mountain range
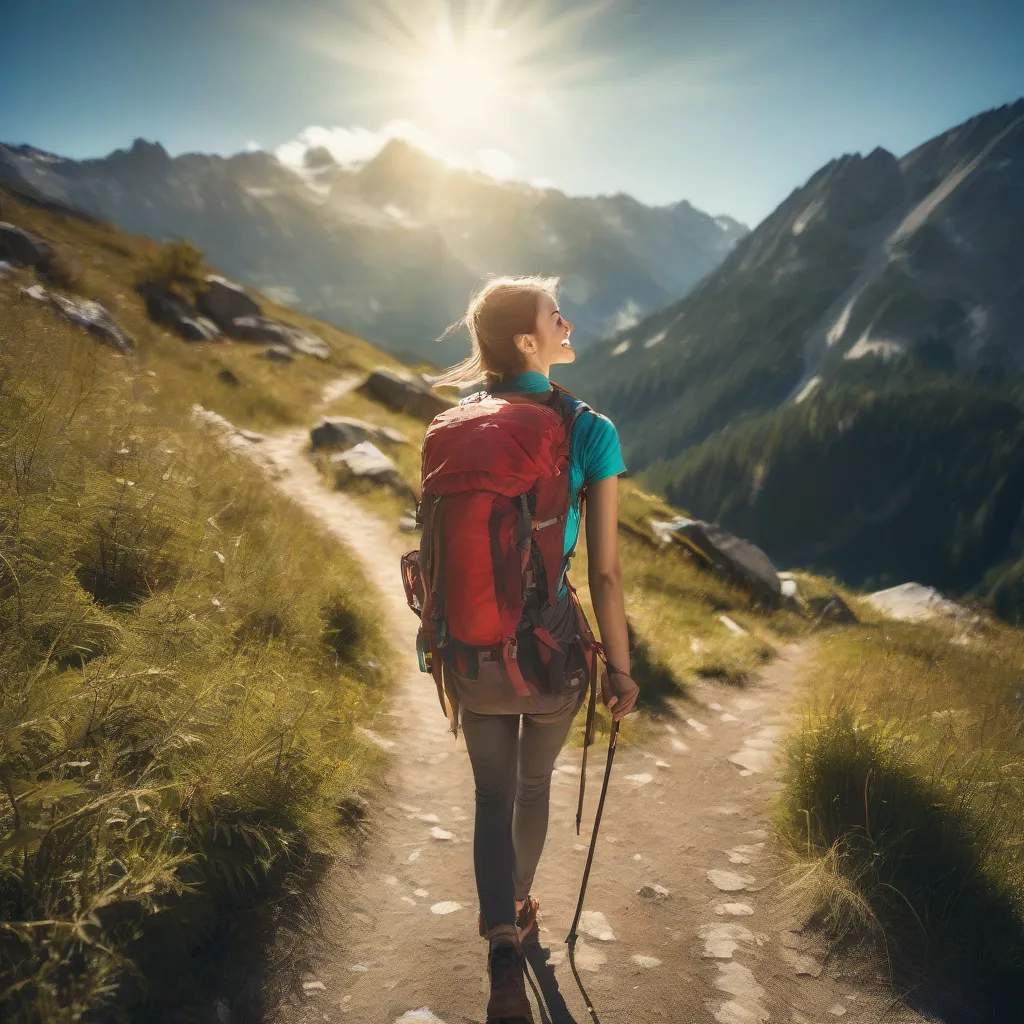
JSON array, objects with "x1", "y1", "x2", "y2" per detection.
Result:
[
  {"x1": 564, "y1": 98, "x2": 1024, "y2": 609},
  {"x1": 0, "y1": 136, "x2": 745, "y2": 366}
]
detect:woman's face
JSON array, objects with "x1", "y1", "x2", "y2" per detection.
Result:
[{"x1": 519, "y1": 291, "x2": 575, "y2": 371}]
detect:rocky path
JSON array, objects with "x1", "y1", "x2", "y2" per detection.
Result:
[{"x1": 244, "y1": 401, "x2": 926, "y2": 1024}]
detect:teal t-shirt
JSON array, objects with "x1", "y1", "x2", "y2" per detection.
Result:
[{"x1": 490, "y1": 372, "x2": 627, "y2": 595}]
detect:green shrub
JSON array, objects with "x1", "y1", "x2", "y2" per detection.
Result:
[{"x1": 135, "y1": 239, "x2": 207, "y2": 303}]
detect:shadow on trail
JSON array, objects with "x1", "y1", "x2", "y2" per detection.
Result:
[{"x1": 523, "y1": 938, "x2": 580, "y2": 1024}]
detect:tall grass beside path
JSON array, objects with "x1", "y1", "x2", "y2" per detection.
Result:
[
  {"x1": 780, "y1": 619, "x2": 1024, "y2": 1013},
  {"x1": 0, "y1": 310, "x2": 391, "y2": 1020}
]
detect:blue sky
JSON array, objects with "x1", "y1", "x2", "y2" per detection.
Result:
[{"x1": 2, "y1": 0, "x2": 1022, "y2": 226}]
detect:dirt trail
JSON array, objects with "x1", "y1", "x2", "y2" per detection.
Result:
[{"x1": 246, "y1": 395, "x2": 926, "y2": 1024}]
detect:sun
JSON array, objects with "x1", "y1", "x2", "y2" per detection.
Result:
[
  {"x1": 292, "y1": 1, "x2": 615, "y2": 133},
  {"x1": 416, "y1": 39, "x2": 508, "y2": 124}
]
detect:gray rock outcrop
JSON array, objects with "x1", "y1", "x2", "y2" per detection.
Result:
[
  {"x1": 137, "y1": 283, "x2": 221, "y2": 341},
  {"x1": 24, "y1": 283, "x2": 134, "y2": 353},
  {"x1": 196, "y1": 274, "x2": 261, "y2": 331},
  {"x1": 0, "y1": 221, "x2": 52, "y2": 268},
  {"x1": 357, "y1": 368, "x2": 453, "y2": 422},
  {"x1": 49, "y1": 293, "x2": 135, "y2": 353},
  {"x1": 331, "y1": 441, "x2": 411, "y2": 496},
  {"x1": 261, "y1": 346, "x2": 294, "y2": 363},
  {"x1": 231, "y1": 315, "x2": 330, "y2": 360},
  {"x1": 283, "y1": 326, "x2": 331, "y2": 361},
  {"x1": 310, "y1": 417, "x2": 408, "y2": 451}
]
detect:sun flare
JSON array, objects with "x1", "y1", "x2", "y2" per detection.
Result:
[
  {"x1": 417, "y1": 43, "x2": 506, "y2": 122},
  {"x1": 293, "y1": 1, "x2": 614, "y2": 135}
]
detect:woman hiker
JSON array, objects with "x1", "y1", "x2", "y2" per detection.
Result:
[{"x1": 418, "y1": 276, "x2": 641, "y2": 1023}]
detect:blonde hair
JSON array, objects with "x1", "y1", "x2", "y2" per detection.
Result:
[{"x1": 429, "y1": 275, "x2": 559, "y2": 390}]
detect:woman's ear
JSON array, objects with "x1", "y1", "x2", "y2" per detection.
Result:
[{"x1": 514, "y1": 332, "x2": 536, "y2": 356}]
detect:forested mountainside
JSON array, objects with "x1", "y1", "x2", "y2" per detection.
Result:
[
  {"x1": 0, "y1": 137, "x2": 745, "y2": 366},
  {"x1": 561, "y1": 99, "x2": 1024, "y2": 612}
]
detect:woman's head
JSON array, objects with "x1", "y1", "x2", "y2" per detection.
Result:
[{"x1": 431, "y1": 275, "x2": 575, "y2": 389}]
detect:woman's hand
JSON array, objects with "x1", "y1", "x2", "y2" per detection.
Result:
[{"x1": 601, "y1": 669, "x2": 640, "y2": 721}]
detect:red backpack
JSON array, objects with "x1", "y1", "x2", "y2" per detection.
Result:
[{"x1": 401, "y1": 383, "x2": 604, "y2": 727}]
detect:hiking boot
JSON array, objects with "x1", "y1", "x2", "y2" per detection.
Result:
[
  {"x1": 486, "y1": 941, "x2": 533, "y2": 1023},
  {"x1": 478, "y1": 896, "x2": 541, "y2": 943}
]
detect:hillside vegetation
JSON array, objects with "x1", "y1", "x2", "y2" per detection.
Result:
[
  {"x1": 642, "y1": 376, "x2": 1024, "y2": 608},
  {"x1": 782, "y1": 610, "x2": 1024, "y2": 1015},
  {"x1": 0, "y1": 187, "x2": 394, "y2": 1021}
]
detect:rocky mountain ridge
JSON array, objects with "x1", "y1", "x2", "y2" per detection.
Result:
[
  {"x1": 565, "y1": 98, "x2": 1024, "y2": 467},
  {"x1": 560, "y1": 97, "x2": 1024, "y2": 610},
  {"x1": 0, "y1": 136, "x2": 746, "y2": 366}
]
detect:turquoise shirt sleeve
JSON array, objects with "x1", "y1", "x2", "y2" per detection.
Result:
[{"x1": 577, "y1": 411, "x2": 627, "y2": 487}]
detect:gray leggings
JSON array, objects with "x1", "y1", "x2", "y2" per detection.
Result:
[{"x1": 461, "y1": 706, "x2": 577, "y2": 934}]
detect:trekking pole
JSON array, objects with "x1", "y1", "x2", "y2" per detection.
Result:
[
  {"x1": 565, "y1": 717, "x2": 620, "y2": 1024},
  {"x1": 575, "y1": 654, "x2": 599, "y2": 835}
]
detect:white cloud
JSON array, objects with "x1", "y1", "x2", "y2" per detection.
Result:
[
  {"x1": 244, "y1": 140, "x2": 262, "y2": 152},
  {"x1": 274, "y1": 120, "x2": 439, "y2": 169},
  {"x1": 612, "y1": 299, "x2": 642, "y2": 333},
  {"x1": 274, "y1": 121, "x2": 521, "y2": 183}
]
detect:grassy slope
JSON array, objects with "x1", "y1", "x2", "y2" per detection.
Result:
[
  {"x1": 779, "y1": 596, "x2": 1024, "y2": 1011},
  {"x1": 0, "y1": 189, "x2": 397, "y2": 1022}
]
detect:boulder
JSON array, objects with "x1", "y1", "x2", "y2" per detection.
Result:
[
  {"x1": 231, "y1": 315, "x2": 330, "y2": 360},
  {"x1": 196, "y1": 274, "x2": 261, "y2": 330},
  {"x1": 230, "y1": 314, "x2": 291, "y2": 345},
  {"x1": 284, "y1": 326, "x2": 331, "y2": 361},
  {"x1": 655, "y1": 517, "x2": 782, "y2": 605},
  {"x1": 0, "y1": 221, "x2": 52, "y2": 268},
  {"x1": 310, "y1": 416, "x2": 408, "y2": 451},
  {"x1": 330, "y1": 441, "x2": 411, "y2": 497},
  {"x1": 137, "y1": 283, "x2": 221, "y2": 341},
  {"x1": 262, "y1": 346, "x2": 294, "y2": 363},
  {"x1": 357, "y1": 367, "x2": 453, "y2": 422},
  {"x1": 807, "y1": 592, "x2": 858, "y2": 625},
  {"x1": 178, "y1": 316, "x2": 221, "y2": 342},
  {"x1": 48, "y1": 292, "x2": 135, "y2": 354},
  {"x1": 865, "y1": 582, "x2": 970, "y2": 622}
]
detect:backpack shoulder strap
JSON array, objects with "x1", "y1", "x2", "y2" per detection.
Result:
[{"x1": 546, "y1": 381, "x2": 591, "y2": 437}]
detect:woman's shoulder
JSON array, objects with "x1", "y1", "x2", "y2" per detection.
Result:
[
  {"x1": 570, "y1": 402, "x2": 626, "y2": 481},
  {"x1": 573, "y1": 403, "x2": 619, "y2": 440}
]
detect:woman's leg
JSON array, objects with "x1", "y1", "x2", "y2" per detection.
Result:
[
  {"x1": 512, "y1": 708, "x2": 577, "y2": 903},
  {"x1": 461, "y1": 708, "x2": 521, "y2": 939}
]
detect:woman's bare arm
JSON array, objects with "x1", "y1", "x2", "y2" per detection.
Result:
[{"x1": 585, "y1": 475, "x2": 630, "y2": 676}]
